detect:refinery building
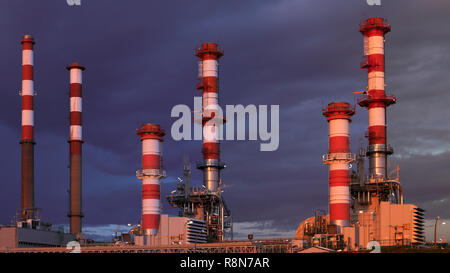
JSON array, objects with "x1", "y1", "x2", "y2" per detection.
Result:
[{"x1": 0, "y1": 17, "x2": 427, "y2": 253}]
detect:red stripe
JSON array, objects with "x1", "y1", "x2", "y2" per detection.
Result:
[
  {"x1": 329, "y1": 170, "x2": 350, "y2": 186},
  {"x1": 368, "y1": 125, "x2": 386, "y2": 145},
  {"x1": 143, "y1": 184, "x2": 160, "y2": 199},
  {"x1": 367, "y1": 54, "x2": 384, "y2": 73},
  {"x1": 367, "y1": 90, "x2": 387, "y2": 102},
  {"x1": 329, "y1": 203, "x2": 350, "y2": 221},
  {"x1": 142, "y1": 154, "x2": 160, "y2": 170},
  {"x1": 70, "y1": 83, "x2": 82, "y2": 97},
  {"x1": 329, "y1": 136, "x2": 349, "y2": 153},
  {"x1": 22, "y1": 125, "x2": 33, "y2": 140},
  {"x1": 365, "y1": 30, "x2": 385, "y2": 37},
  {"x1": 201, "y1": 54, "x2": 218, "y2": 60},
  {"x1": 70, "y1": 112, "x2": 82, "y2": 125},
  {"x1": 22, "y1": 95, "x2": 33, "y2": 110},
  {"x1": 202, "y1": 143, "x2": 219, "y2": 159},
  {"x1": 70, "y1": 141, "x2": 82, "y2": 154},
  {"x1": 22, "y1": 43, "x2": 33, "y2": 50},
  {"x1": 142, "y1": 214, "x2": 159, "y2": 229},
  {"x1": 22, "y1": 65, "x2": 33, "y2": 80},
  {"x1": 202, "y1": 77, "x2": 218, "y2": 93}
]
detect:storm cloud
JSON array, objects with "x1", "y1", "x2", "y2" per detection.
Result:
[{"x1": 0, "y1": 0, "x2": 449, "y2": 241}]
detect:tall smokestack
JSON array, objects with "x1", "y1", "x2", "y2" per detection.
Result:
[
  {"x1": 67, "y1": 62, "x2": 85, "y2": 235},
  {"x1": 195, "y1": 43, "x2": 225, "y2": 192},
  {"x1": 20, "y1": 35, "x2": 36, "y2": 221},
  {"x1": 322, "y1": 102, "x2": 355, "y2": 227},
  {"x1": 358, "y1": 17, "x2": 395, "y2": 179},
  {"x1": 136, "y1": 124, "x2": 165, "y2": 236}
]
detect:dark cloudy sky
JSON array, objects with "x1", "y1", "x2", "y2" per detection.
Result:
[{"x1": 1, "y1": 0, "x2": 450, "y2": 241}]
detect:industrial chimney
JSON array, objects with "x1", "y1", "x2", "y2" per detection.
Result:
[
  {"x1": 195, "y1": 43, "x2": 225, "y2": 192},
  {"x1": 358, "y1": 17, "x2": 395, "y2": 180},
  {"x1": 136, "y1": 123, "x2": 166, "y2": 236},
  {"x1": 20, "y1": 35, "x2": 36, "y2": 221},
  {"x1": 67, "y1": 62, "x2": 85, "y2": 235},
  {"x1": 322, "y1": 102, "x2": 355, "y2": 227}
]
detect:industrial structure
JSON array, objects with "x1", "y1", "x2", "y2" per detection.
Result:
[
  {"x1": 0, "y1": 19, "x2": 431, "y2": 253},
  {"x1": 0, "y1": 36, "x2": 76, "y2": 250},
  {"x1": 295, "y1": 17, "x2": 425, "y2": 250},
  {"x1": 322, "y1": 102, "x2": 355, "y2": 228},
  {"x1": 133, "y1": 214, "x2": 207, "y2": 246},
  {"x1": 136, "y1": 123, "x2": 166, "y2": 237},
  {"x1": 166, "y1": 43, "x2": 232, "y2": 243},
  {"x1": 20, "y1": 35, "x2": 36, "y2": 222},
  {"x1": 67, "y1": 62, "x2": 85, "y2": 236}
]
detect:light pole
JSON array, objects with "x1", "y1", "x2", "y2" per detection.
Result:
[{"x1": 434, "y1": 216, "x2": 440, "y2": 248}]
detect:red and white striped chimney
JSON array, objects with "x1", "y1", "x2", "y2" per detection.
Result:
[
  {"x1": 358, "y1": 17, "x2": 395, "y2": 179},
  {"x1": 136, "y1": 124, "x2": 165, "y2": 236},
  {"x1": 20, "y1": 35, "x2": 36, "y2": 221},
  {"x1": 67, "y1": 62, "x2": 85, "y2": 235},
  {"x1": 195, "y1": 43, "x2": 225, "y2": 192},
  {"x1": 322, "y1": 102, "x2": 355, "y2": 227}
]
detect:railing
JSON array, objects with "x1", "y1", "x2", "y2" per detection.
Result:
[
  {"x1": 359, "y1": 18, "x2": 391, "y2": 33},
  {"x1": 196, "y1": 161, "x2": 225, "y2": 169},
  {"x1": 357, "y1": 93, "x2": 397, "y2": 105},
  {"x1": 366, "y1": 144, "x2": 394, "y2": 154},
  {"x1": 1, "y1": 238, "x2": 295, "y2": 253},
  {"x1": 322, "y1": 153, "x2": 355, "y2": 163},
  {"x1": 322, "y1": 103, "x2": 356, "y2": 115},
  {"x1": 136, "y1": 169, "x2": 166, "y2": 178}
]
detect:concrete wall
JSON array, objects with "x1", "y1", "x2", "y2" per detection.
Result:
[
  {"x1": 0, "y1": 226, "x2": 74, "y2": 249},
  {"x1": 17, "y1": 227, "x2": 75, "y2": 247},
  {"x1": 135, "y1": 215, "x2": 207, "y2": 247},
  {"x1": 356, "y1": 202, "x2": 422, "y2": 248},
  {"x1": 136, "y1": 215, "x2": 188, "y2": 247},
  {"x1": 0, "y1": 227, "x2": 17, "y2": 249}
]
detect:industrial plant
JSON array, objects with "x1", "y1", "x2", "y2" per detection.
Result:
[{"x1": 0, "y1": 17, "x2": 437, "y2": 253}]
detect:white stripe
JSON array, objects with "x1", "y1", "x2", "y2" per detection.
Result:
[
  {"x1": 329, "y1": 186, "x2": 350, "y2": 204},
  {"x1": 70, "y1": 97, "x2": 82, "y2": 112},
  {"x1": 70, "y1": 69, "x2": 82, "y2": 84},
  {"x1": 142, "y1": 176, "x2": 160, "y2": 185},
  {"x1": 368, "y1": 71, "x2": 384, "y2": 90},
  {"x1": 22, "y1": 110, "x2": 34, "y2": 126},
  {"x1": 143, "y1": 199, "x2": 160, "y2": 215},
  {"x1": 22, "y1": 80, "x2": 34, "y2": 96},
  {"x1": 369, "y1": 107, "x2": 386, "y2": 126},
  {"x1": 203, "y1": 93, "x2": 218, "y2": 107},
  {"x1": 329, "y1": 163, "x2": 350, "y2": 171},
  {"x1": 329, "y1": 119, "x2": 349, "y2": 137},
  {"x1": 22, "y1": 50, "x2": 33, "y2": 66},
  {"x1": 143, "y1": 208, "x2": 160, "y2": 215},
  {"x1": 367, "y1": 36, "x2": 384, "y2": 55},
  {"x1": 142, "y1": 139, "x2": 160, "y2": 155},
  {"x1": 143, "y1": 199, "x2": 160, "y2": 206},
  {"x1": 203, "y1": 124, "x2": 219, "y2": 143},
  {"x1": 70, "y1": 125, "x2": 82, "y2": 140},
  {"x1": 202, "y1": 60, "x2": 218, "y2": 77}
]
